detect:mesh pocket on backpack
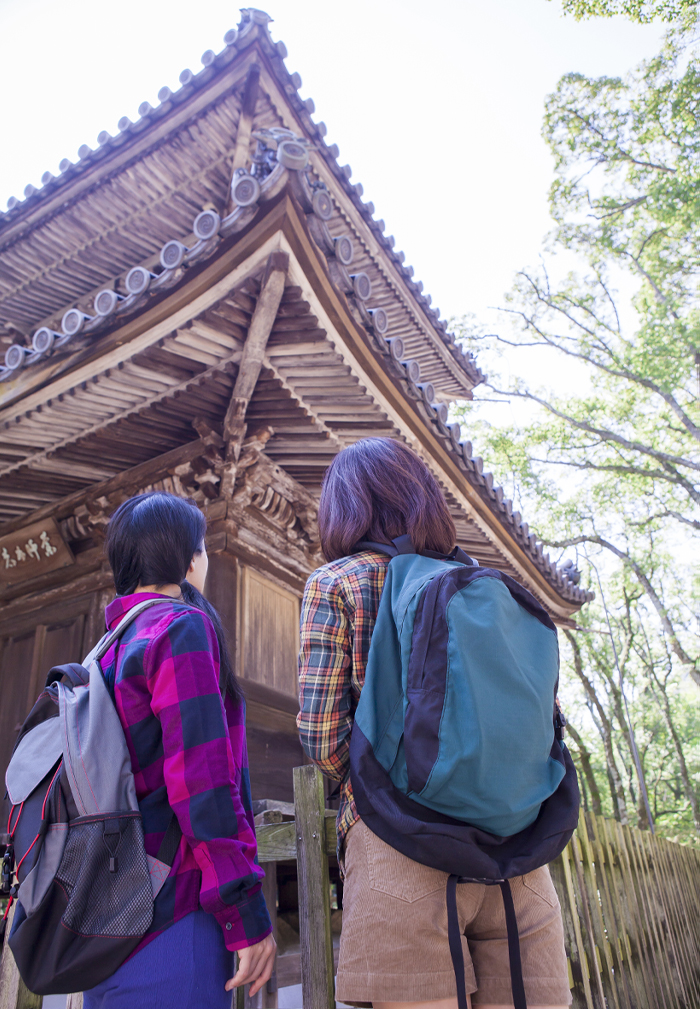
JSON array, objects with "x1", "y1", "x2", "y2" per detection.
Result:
[{"x1": 55, "y1": 813, "x2": 153, "y2": 937}]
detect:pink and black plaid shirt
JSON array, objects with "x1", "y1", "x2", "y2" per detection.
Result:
[
  {"x1": 297, "y1": 551, "x2": 390, "y2": 862},
  {"x1": 102, "y1": 592, "x2": 271, "y2": 955}
]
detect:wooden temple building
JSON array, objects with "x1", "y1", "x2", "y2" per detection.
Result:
[{"x1": 0, "y1": 9, "x2": 590, "y2": 818}]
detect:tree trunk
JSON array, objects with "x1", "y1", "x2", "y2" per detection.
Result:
[
  {"x1": 564, "y1": 629, "x2": 629, "y2": 824},
  {"x1": 565, "y1": 721, "x2": 603, "y2": 815},
  {"x1": 649, "y1": 667, "x2": 700, "y2": 833}
]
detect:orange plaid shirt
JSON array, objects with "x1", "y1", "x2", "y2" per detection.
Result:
[{"x1": 297, "y1": 550, "x2": 390, "y2": 860}]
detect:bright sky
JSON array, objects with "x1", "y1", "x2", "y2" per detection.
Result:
[{"x1": 0, "y1": 0, "x2": 664, "y2": 331}]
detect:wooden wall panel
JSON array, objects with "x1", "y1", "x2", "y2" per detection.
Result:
[
  {"x1": 205, "y1": 551, "x2": 238, "y2": 664},
  {"x1": 208, "y1": 555, "x2": 305, "y2": 802},
  {"x1": 0, "y1": 631, "x2": 36, "y2": 809},
  {"x1": 0, "y1": 596, "x2": 93, "y2": 821},
  {"x1": 247, "y1": 723, "x2": 304, "y2": 803},
  {"x1": 240, "y1": 566, "x2": 300, "y2": 698},
  {"x1": 31, "y1": 615, "x2": 85, "y2": 701},
  {"x1": 242, "y1": 681, "x2": 306, "y2": 803}
]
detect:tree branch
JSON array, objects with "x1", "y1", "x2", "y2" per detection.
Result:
[
  {"x1": 552, "y1": 535, "x2": 700, "y2": 687},
  {"x1": 488, "y1": 384, "x2": 700, "y2": 474}
]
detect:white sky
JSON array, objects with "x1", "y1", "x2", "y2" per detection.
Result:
[{"x1": 0, "y1": 0, "x2": 664, "y2": 334}]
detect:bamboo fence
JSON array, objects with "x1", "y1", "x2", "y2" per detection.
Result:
[
  {"x1": 0, "y1": 771, "x2": 699, "y2": 1009},
  {"x1": 551, "y1": 811, "x2": 700, "y2": 1009}
]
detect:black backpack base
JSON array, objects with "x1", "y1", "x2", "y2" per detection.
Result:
[
  {"x1": 351, "y1": 723, "x2": 580, "y2": 879},
  {"x1": 10, "y1": 881, "x2": 147, "y2": 997}
]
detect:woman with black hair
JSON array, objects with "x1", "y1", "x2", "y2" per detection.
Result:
[{"x1": 82, "y1": 491, "x2": 275, "y2": 1009}]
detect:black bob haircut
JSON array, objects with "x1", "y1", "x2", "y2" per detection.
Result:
[{"x1": 105, "y1": 492, "x2": 241, "y2": 702}]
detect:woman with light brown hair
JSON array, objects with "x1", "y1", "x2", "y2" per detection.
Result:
[{"x1": 298, "y1": 437, "x2": 572, "y2": 1009}]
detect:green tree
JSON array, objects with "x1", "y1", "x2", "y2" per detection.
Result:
[
  {"x1": 453, "y1": 34, "x2": 700, "y2": 838},
  {"x1": 550, "y1": 0, "x2": 697, "y2": 25}
]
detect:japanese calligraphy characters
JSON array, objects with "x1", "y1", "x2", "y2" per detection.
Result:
[{"x1": 0, "y1": 518, "x2": 74, "y2": 586}]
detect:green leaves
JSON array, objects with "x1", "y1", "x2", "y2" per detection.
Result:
[{"x1": 551, "y1": 0, "x2": 697, "y2": 25}]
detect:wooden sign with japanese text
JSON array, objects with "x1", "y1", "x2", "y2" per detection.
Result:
[{"x1": 0, "y1": 517, "x2": 74, "y2": 586}]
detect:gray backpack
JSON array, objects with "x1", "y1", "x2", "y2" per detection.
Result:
[{"x1": 3, "y1": 597, "x2": 181, "y2": 995}]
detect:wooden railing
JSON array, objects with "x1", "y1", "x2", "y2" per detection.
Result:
[{"x1": 1, "y1": 768, "x2": 699, "y2": 1009}]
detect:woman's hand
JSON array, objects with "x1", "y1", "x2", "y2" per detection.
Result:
[{"x1": 225, "y1": 934, "x2": 277, "y2": 997}]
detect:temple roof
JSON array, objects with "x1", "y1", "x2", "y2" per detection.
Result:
[
  {"x1": 0, "y1": 9, "x2": 590, "y2": 611},
  {"x1": 0, "y1": 9, "x2": 480, "y2": 399}
]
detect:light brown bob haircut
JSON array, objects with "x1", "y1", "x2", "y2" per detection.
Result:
[{"x1": 318, "y1": 437, "x2": 456, "y2": 562}]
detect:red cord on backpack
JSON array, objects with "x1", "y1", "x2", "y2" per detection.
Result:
[
  {"x1": 5, "y1": 760, "x2": 64, "y2": 900},
  {"x1": 7, "y1": 801, "x2": 24, "y2": 838}
]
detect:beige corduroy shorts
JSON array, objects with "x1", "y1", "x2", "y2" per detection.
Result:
[{"x1": 335, "y1": 820, "x2": 572, "y2": 1006}]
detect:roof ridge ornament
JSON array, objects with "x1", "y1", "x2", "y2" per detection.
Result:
[{"x1": 238, "y1": 9, "x2": 273, "y2": 33}]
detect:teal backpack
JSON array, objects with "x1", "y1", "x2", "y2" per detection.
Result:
[{"x1": 349, "y1": 537, "x2": 579, "y2": 1009}]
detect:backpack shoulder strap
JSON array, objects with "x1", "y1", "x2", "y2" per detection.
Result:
[
  {"x1": 353, "y1": 536, "x2": 478, "y2": 567},
  {"x1": 45, "y1": 662, "x2": 90, "y2": 689},
  {"x1": 87, "y1": 596, "x2": 172, "y2": 666}
]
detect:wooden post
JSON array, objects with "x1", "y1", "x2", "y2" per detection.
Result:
[
  {"x1": 232, "y1": 956, "x2": 245, "y2": 1009},
  {"x1": 293, "y1": 766, "x2": 334, "y2": 1009},
  {"x1": 261, "y1": 863, "x2": 278, "y2": 1009},
  {"x1": 242, "y1": 861, "x2": 278, "y2": 1009},
  {"x1": 0, "y1": 904, "x2": 41, "y2": 1009}
]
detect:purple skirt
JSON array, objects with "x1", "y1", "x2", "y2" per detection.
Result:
[{"x1": 82, "y1": 910, "x2": 234, "y2": 1009}]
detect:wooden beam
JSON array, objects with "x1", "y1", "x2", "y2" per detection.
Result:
[
  {"x1": 221, "y1": 252, "x2": 288, "y2": 494},
  {"x1": 227, "y1": 63, "x2": 261, "y2": 215},
  {"x1": 0, "y1": 438, "x2": 209, "y2": 537}
]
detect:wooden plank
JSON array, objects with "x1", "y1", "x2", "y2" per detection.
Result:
[
  {"x1": 570, "y1": 830, "x2": 607, "y2": 1009},
  {"x1": 586, "y1": 815, "x2": 633, "y2": 1009},
  {"x1": 293, "y1": 765, "x2": 335, "y2": 1009},
  {"x1": 623, "y1": 824, "x2": 670, "y2": 1009},
  {"x1": 610, "y1": 820, "x2": 657, "y2": 1007},
  {"x1": 668, "y1": 840, "x2": 700, "y2": 1005},
  {"x1": 631, "y1": 828, "x2": 679, "y2": 1009},
  {"x1": 655, "y1": 836, "x2": 697, "y2": 1002},
  {"x1": 0, "y1": 517, "x2": 74, "y2": 588},
  {"x1": 255, "y1": 815, "x2": 336, "y2": 863},
  {"x1": 641, "y1": 829, "x2": 691, "y2": 1006},
  {"x1": 0, "y1": 903, "x2": 41, "y2": 1009},
  {"x1": 576, "y1": 815, "x2": 622, "y2": 1009},
  {"x1": 261, "y1": 863, "x2": 278, "y2": 1009},
  {"x1": 548, "y1": 853, "x2": 579, "y2": 1006},
  {"x1": 559, "y1": 838, "x2": 596, "y2": 1009}
]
